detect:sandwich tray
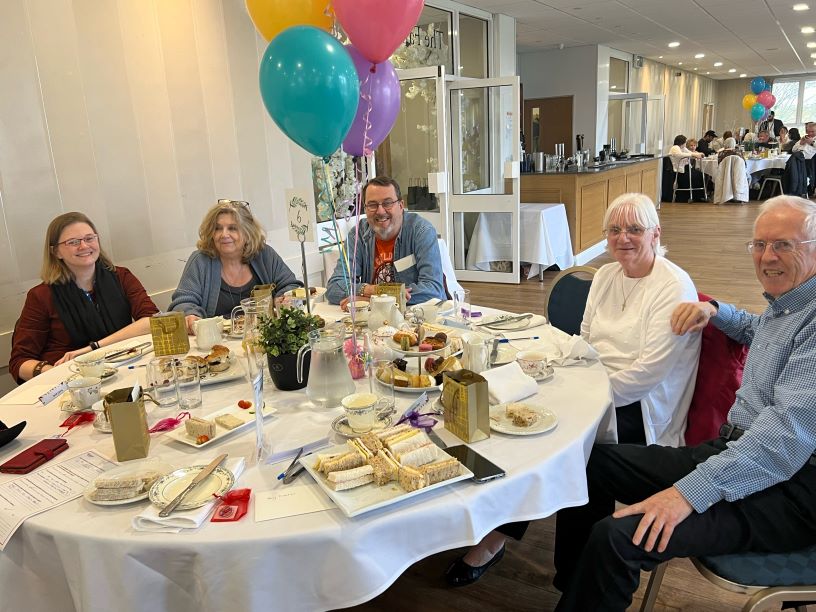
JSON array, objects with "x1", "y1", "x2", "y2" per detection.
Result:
[
  {"x1": 299, "y1": 442, "x2": 473, "y2": 518},
  {"x1": 165, "y1": 401, "x2": 276, "y2": 448}
]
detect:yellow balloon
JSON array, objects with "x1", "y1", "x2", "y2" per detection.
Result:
[
  {"x1": 246, "y1": 0, "x2": 333, "y2": 42},
  {"x1": 742, "y1": 93, "x2": 757, "y2": 110}
]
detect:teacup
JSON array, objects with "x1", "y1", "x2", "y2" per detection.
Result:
[
  {"x1": 74, "y1": 350, "x2": 106, "y2": 377},
  {"x1": 347, "y1": 301, "x2": 370, "y2": 322},
  {"x1": 68, "y1": 376, "x2": 102, "y2": 409},
  {"x1": 411, "y1": 303, "x2": 439, "y2": 323},
  {"x1": 341, "y1": 392, "x2": 378, "y2": 433},
  {"x1": 516, "y1": 350, "x2": 549, "y2": 377}
]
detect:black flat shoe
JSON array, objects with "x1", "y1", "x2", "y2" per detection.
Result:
[{"x1": 445, "y1": 544, "x2": 506, "y2": 587}]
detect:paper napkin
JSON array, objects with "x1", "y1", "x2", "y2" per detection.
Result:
[{"x1": 480, "y1": 361, "x2": 539, "y2": 405}]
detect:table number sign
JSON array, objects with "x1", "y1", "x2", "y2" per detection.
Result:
[{"x1": 286, "y1": 189, "x2": 316, "y2": 314}]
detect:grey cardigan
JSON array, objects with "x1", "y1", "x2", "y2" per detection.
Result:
[{"x1": 169, "y1": 246, "x2": 301, "y2": 318}]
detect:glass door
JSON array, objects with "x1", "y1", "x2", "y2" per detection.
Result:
[
  {"x1": 447, "y1": 76, "x2": 520, "y2": 283},
  {"x1": 646, "y1": 96, "x2": 665, "y2": 156}
]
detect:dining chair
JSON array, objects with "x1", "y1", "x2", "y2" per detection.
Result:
[
  {"x1": 437, "y1": 237, "x2": 463, "y2": 299},
  {"x1": 640, "y1": 546, "x2": 816, "y2": 612},
  {"x1": 544, "y1": 266, "x2": 596, "y2": 336}
]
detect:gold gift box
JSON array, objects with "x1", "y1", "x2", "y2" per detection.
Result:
[
  {"x1": 441, "y1": 369, "x2": 490, "y2": 443},
  {"x1": 149, "y1": 311, "x2": 190, "y2": 356},
  {"x1": 374, "y1": 283, "x2": 406, "y2": 312}
]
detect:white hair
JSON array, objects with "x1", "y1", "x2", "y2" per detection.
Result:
[{"x1": 603, "y1": 192, "x2": 666, "y2": 256}]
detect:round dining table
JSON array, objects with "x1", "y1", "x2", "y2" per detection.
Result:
[{"x1": 0, "y1": 303, "x2": 612, "y2": 612}]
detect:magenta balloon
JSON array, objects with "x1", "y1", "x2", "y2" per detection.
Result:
[
  {"x1": 342, "y1": 47, "x2": 401, "y2": 156},
  {"x1": 756, "y1": 90, "x2": 774, "y2": 109},
  {"x1": 334, "y1": 0, "x2": 425, "y2": 64}
]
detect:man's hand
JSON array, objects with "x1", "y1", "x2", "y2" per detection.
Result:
[
  {"x1": 185, "y1": 314, "x2": 201, "y2": 335},
  {"x1": 613, "y1": 486, "x2": 693, "y2": 553},
  {"x1": 671, "y1": 301, "x2": 716, "y2": 335},
  {"x1": 55, "y1": 346, "x2": 91, "y2": 365}
]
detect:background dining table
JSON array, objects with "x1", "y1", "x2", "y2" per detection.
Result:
[
  {"x1": 0, "y1": 302, "x2": 612, "y2": 612},
  {"x1": 699, "y1": 153, "x2": 789, "y2": 178}
]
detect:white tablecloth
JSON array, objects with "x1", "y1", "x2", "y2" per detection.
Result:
[
  {"x1": 700, "y1": 154, "x2": 788, "y2": 178},
  {"x1": 0, "y1": 303, "x2": 610, "y2": 612},
  {"x1": 466, "y1": 203, "x2": 575, "y2": 279}
]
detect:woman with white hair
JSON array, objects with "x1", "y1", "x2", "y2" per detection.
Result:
[
  {"x1": 717, "y1": 136, "x2": 739, "y2": 163},
  {"x1": 445, "y1": 194, "x2": 701, "y2": 587}
]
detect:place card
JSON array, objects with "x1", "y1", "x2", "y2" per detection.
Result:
[{"x1": 254, "y1": 484, "x2": 334, "y2": 522}]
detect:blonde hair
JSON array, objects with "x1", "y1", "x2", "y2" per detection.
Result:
[
  {"x1": 196, "y1": 200, "x2": 266, "y2": 262},
  {"x1": 604, "y1": 193, "x2": 667, "y2": 256},
  {"x1": 41, "y1": 212, "x2": 114, "y2": 285}
]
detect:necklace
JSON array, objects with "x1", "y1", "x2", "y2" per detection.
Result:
[{"x1": 620, "y1": 273, "x2": 645, "y2": 311}]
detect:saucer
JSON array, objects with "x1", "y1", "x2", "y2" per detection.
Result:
[
  {"x1": 69, "y1": 364, "x2": 117, "y2": 379},
  {"x1": 527, "y1": 365, "x2": 555, "y2": 382},
  {"x1": 331, "y1": 412, "x2": 393, "y2": 438}
]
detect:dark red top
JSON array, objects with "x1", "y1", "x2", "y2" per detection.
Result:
[{"x1": 9, "y1": 267, "x2": 158, "y2": 382}]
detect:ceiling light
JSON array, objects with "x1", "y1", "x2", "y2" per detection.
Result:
[
  {"x1": 678, "y1": 61, "x2": 683, "y2": 65},
  {"x1": 714, "y1": 61, "x2": 723, "y2": 66},
  {"x1": 802, "y1": 26, "x2": 815, "y2": 33},
  {"x1": 729, "y1": 68, "x2": 737, "y2": 72},
  {"x1": 658, "y1": 55, "x2": 663, "y2": 58},
  {"x1": 706, "y1": 71, "x2": 710, "y2": 74},
  {"x1": 794, "y1": 3, "x2": 810, "y2": 10},
  {"x1": 740, "y1": 73, "x2": 747, "y2": 77},
  {"x1": 694, "y1": 67, "x2": 698, "y2": 70},
  {"x1": 695, "y1": 53, "x2": 705, "y2": 58},
  {"x1": 668, "y1": 41, "x2": 680, "y2": 48},
  {"x1": 808, "y1": 42, "x2": 816, "y2": 47}
]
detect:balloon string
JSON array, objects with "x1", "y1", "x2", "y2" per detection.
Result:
[
  {"x1": 361, "y1": 67, "x2": 375, "y2": 157},
  {"x1": 349, "y1": 155, "x2": 371, "y2": 357}
]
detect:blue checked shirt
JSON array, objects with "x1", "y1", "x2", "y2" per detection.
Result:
[{"x1": 675, "y1": 274, "x2": 816, "y2": 513}]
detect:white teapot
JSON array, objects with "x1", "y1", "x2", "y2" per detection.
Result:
[
  {"x1": 193, "y1": 316, "x2": 224, "y2": 351},
  {"x1": 368, "y1": 295, "x2": 403, "y2": 330}
]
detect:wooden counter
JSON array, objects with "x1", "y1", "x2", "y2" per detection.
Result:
[{"x1": 520, "y1": 158, "x2": 660, "y2": 254}]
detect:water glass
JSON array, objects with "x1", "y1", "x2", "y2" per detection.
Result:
[
  {"x1": 453, "y1": 289, "x2": 472, "y2": 323},
  {"x1": 174, "y1": 357, "x2": 202, "y2": 409},
  {"x1": 371, "y1": 359, "x2": 396, "y2": 412},
  {"x1": 146, "y1": 358, "x2": 179, "y2": 407}
]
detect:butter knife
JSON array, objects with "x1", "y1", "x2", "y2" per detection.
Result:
[
  {"x1": 489, "y1": 338, "x2": 501, "y2": 366},
  {"x1": 105, "y1": 341, "x2": 152, "y2": 361},
  {"x1": 159, "y1": 453, "x2": 227, "y2": 517}
]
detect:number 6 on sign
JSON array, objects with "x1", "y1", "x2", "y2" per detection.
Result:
[{"x1": 286, "y1": 189, "x2": 315, "y2": 243}]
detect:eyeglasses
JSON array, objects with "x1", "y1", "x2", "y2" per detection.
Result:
[
  {"x1": 745, "y1": 239, "x2": 816, "y2": 254},
  {"x1": 57, "y1": 234, "x2": 99, "y2": 248},
  {"x1": 364, "y1": 199, "x2": 401, "y2": 212},
  {"x1": 603, "y1": 225, "x2": 653, "y2": 238},
  {"x1": 218, "y1": 199, "x2": 250, "y2": 210}
]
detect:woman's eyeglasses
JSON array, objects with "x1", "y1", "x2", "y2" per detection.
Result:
[
  {"x1": 57, "y1": 234, "x2": 99, "y2": 248},
  {"x1": 218, "y1": 199, "x2": 250, "y2": 210},
  {"x1": 603, "y1": 225, "x2": 652, "y2": 238},
  {"x1": 746, "y1": 239, "x2": 816, "y2": 254}
]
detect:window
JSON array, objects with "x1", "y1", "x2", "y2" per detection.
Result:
[
  {"x1": 772, "y1": 81, "x2": 800, "y2": 126},
  {"x1": 609, "y1": 58, "x2": 629, "y2": 93},
  {"x1": 803, "y1": 80, "x2": 816, "y2": 123},
  {"x1": 391, "y1": 7, "x2": 453, "y2": 74},
  {"x1": 459, "y1": 14, "x2": 488, "y2": 78}
]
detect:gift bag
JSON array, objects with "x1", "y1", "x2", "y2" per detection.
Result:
[
  {"x1": 408, "y1": 178, "x2": 437, "y2": 211},
  {"x1": 105, "y1": 387, "x2": 152, "y2": 461},
  {"x1": 150, "y1": 312, "x2": 190, "y2": 356}
]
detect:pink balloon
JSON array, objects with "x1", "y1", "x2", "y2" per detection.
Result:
[
  {"x1": 756, "y1": 90, "x2": 775, "y2": 109},
  {"x1": 343, "y1": 47, "x2": 401, "y2": 156},
  {"x1": 334, "y1": 0, "x2": 425, "y2": 64}
]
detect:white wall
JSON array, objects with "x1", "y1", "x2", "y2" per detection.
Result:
[{"x1": 518, "y1": 46, "x2": 599, "y2": 156}]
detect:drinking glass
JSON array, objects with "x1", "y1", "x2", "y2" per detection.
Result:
[
  {"x1": 453, "y1": 289, "x2": 472, "y2": 323},
  {"x1": 146, "y1": 358, "x2": 179, "y2": 407},
  {"x1": 174, "y1": 357, "x2": 202, "y2": 409},
  {"x1": 371, "y1": 359, "x2": 396, "y2": 412}
]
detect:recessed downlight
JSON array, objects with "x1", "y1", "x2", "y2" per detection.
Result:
[
  {"x1": 802, "y1": 26, "x2": 815, "y2": 33},
  {"x1": 728, "y1": 68, "x2": 737, "y2": 73},
  {"x1": 695, "y1": 53, "x2": 705, "y2": 58},
  {"x1": 706, "y1": 71, "x2": 710, "y2": 74},
  {"x1": 668, "y1": 41, "x2": 680, "y2": 48},
  {"x1": 740, "y1": 73, "x2": 747, "y2": 77},
  {"x1": 678, "y1": 61, "x2": 683, "y2": 65},
  {"x1": 808, "y1": 42, "x2": 816, "y2": 47},
  {"x1": 794, "y1": 3, "x2": 810, "y2": 10},
  {"x1": 658, "y1": 55, "x2": 663, "y2": 58},
  {"x1": 714, "y1": 61, "x2": 723, "y2": 66}
]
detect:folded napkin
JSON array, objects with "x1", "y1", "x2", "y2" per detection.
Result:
[
  {"x1": 132, "y1": 457, "x2": 245, "y2": 533},
  {"x1": 480, "y1": 361, "x2": 539, "y2": 405},
  {"x1": 504, "y1": 325, "x2": 599, "y2": 366}
]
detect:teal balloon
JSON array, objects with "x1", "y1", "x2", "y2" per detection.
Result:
[
  {"x1": 751, "y1": 102, "x2": 766, "y2": 121},
  {"x1": 259, "y1": 26, "x2": 360, "y2": 158},
  {"x1": 750, "y1": 77, "x2": 766, "y2": 95}
]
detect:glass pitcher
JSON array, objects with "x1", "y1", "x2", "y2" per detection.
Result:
[
  {"x1": 231, "y1": 296, "x2": 271, "y2": 337},
  {"x1": 296, "y1": 327, "x2": 355, "y2": 408}
]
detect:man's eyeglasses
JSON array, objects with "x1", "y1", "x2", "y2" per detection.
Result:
[
  {"x1": 364, "y1": 199, "x2": 401, "y2": 212},
  {"x1": 603, "y1": 225, "x2": 652, "y2": 238},
  {"x1": 57, "y1": 234, "x2": 99, "y2": 248},
  {"x1": 745, "y1": 239, "x2": 816, "y2": 254}
]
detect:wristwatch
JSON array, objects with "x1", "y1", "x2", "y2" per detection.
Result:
[
  {"x1": 357, "y1": 283, "x2": 368, "y2": 297},
  {"x1": 708, "y1": 299, "x2": 719, "y2": 314}
]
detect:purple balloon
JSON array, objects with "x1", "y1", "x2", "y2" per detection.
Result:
[{"x1": 342, "y1": 45, "x2": 400, "y2": 156}]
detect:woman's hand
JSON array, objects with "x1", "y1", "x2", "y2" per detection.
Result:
[
  {"x1": 185, "y1": 314, "x2": 201, "y2": 335},
  {"x1": 55, "y1": 346, "x2": 91, "y2": 365}
]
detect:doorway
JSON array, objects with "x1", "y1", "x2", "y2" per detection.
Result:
[{"x1": 523, "y1": 96, "x2": 574, "y2": 156}]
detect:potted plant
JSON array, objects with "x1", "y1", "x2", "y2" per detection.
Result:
[{"x1": 256, "y1": 306, "x2": 324, "y2": 391}]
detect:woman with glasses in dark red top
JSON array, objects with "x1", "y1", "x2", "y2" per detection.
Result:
[{"x1": 10, "y1": 212, "x2": 158, "y2": 383}]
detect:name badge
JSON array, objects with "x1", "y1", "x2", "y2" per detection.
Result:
[{"x1": 394, "y1": 254, "x2": 416, "y2": 272}]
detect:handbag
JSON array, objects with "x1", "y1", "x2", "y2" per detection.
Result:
[{"x1": 0, "y1": 438, "x2": 69, "y2": 474}]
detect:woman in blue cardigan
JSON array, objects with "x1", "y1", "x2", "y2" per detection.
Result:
[{"x1": 169, "y1": 199, "x2": 301, "y2": 333}]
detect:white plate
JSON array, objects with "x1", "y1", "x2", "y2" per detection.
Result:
[
  {"x1": 284, "y1": 286, "x2": 327, "y2": 302},
  {"x1": 528, "y1": 365, "x2": 555, "y2": 383},
  {"x1": 489, "y1": 403, "x2": 558, "y2": 436},
  {"x1": 199, "y1": 355, "x2": 245, "y2": 387},
  {"x1": 69, "y1": 364, "x2": 117, "y2": 379},
  {"x1": 105, "y1": 343, "x2": 152, "y2": 365},
  {"x1": 386, "y1": 337, "x2": 451, "y2": 356},
  {"x1": 165, "y1": 402, "x2": 276, "y2": 448},
  {"x1": 149, "y1": 465, "x2": 234, "y2": 511},
  {"x1": 83, "y1": 458, "x2": 174, "y2": 506},
  {"x1": 331, "y1": 412, "x2": 393, "y2": 437},
  {"x1": 300, "y1": 443, "x2": 473, "y2": 517}
]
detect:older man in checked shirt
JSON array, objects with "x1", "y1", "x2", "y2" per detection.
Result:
[{"x1": 552, "y1": 195, "x2": 816, "y2": 611}]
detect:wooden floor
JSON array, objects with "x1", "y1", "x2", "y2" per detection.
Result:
[{"x1": 347, "y1": 201, "x2": 795, "y2": 612}]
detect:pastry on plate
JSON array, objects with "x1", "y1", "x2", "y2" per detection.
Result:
[
  {"x1": 506, "y1": 403, "x2": 539, "y2": 427},
  {"x1": 392, "y1": 330, "x2": 418, "y2": 347}
]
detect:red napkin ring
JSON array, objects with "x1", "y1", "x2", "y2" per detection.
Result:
[{"x1": 210, "y1": 488, "x2": 251, "y2": 522}]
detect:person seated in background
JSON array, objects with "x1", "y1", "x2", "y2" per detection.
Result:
[
  {"x1": 743, "y1": 130, "x2": 757, "y2": 145},
  {"x1": 169, "y1": 199, "x2": 302, "y2": 334},
  {"x1": 696, "y1": 130, "x2": 717, "y2": 156},
  {"x1": 446, "y1": 193, "x2": 700, "y2": 588},
  {"x1": 717, "y1": 137, "x2": 739, "y2": 163},
  {"x1": 778, "y1": 126, "x2": 790, "y2": 149},
  {"x1": 793, "y1": 122, "x2": 816, "y2": 159},
  {"x1": 668, "y1": 135, "x2": 706, "y2": 201},
  {"x1": 783, "y1": 127, "x2": 801, "y2": 153},
  {"x1": 552, "y1": 195, "x2": 816, "y2": 611},
  {"x1": 753, "y1": 129, "x2": 774, "y2": 150},
  {"x1": 709, "y1": 130, "x2": 729, "y2": 152},
  {"x1": 686, "y1": 138, "x2": 699, "y2": 152},
  {"x1": 10, "y1": 212, "x2": 158, "y2": 382},
  {"x1": 326, "y1": 176, "x2": 446, "y2": 308}
]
